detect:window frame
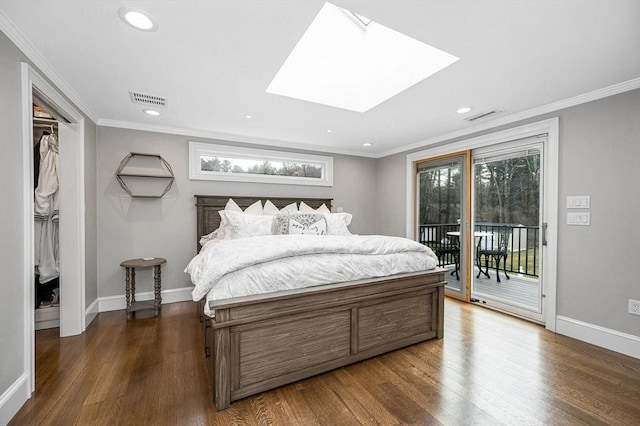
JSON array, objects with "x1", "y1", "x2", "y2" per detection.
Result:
[{"x1": 188, "y1": 142, "x2": 334, "y2": 186}]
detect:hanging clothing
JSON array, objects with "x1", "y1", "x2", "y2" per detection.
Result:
[{"x1": 34, "y1": 133, "x2": 60, "y2": 284}]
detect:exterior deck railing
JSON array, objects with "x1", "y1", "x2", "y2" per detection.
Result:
[{"x1": 419, "y1": 223, "x2": 540, "y2": 278}]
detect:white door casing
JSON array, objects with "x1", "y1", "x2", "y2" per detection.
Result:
[
  {"x1": 21, "y1": 63, "x2": 86, "y2": 395},
  {"x1": 406, "y1": 118, "x2": 559, "y2": 331}
]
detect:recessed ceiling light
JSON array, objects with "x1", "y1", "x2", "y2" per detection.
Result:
[
  {"x1": 143, "y1": 109, "x2": 160, "y2": 116},
  {"x1": 266, "y1": 2, "x2": 459, "y2": 112},
  {"x1": 118, "y1": 7, "x2": 158, "y2": 32},
  {"x1": 362, "y1": 142, "x2": 373, "y2": 147},
  {"x1": 456, "y1": 106, "x2": 472, "y2": 114},
  {"x1": 245, "y1": 115, "x2": 253, "y2": 119},
  {"x1": 327, "y1": 129, "x2": 333, "y2": 133}
]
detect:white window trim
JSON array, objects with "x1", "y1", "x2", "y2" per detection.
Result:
[{"x1": 189, "y1": 142, "x2": 333, "y2": 187}]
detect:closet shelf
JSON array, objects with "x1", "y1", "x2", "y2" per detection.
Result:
[{"x1": 116, "y1": 152, "x2": 175, "y2": 198}]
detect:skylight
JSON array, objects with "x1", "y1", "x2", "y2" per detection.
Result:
[{"x1": 266, "y1": 2, "x2": 459, "y2": 113}]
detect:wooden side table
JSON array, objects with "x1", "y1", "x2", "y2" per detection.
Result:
[{"x1": 120, "y1": 257, "x2": 167, "y2": 320}]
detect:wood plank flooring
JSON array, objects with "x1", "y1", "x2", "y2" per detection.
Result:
[{"x1": 10, "y1": 299, "x2": 640, "y2": 425}]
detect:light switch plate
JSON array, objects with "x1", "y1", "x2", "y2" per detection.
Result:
[
  {"x1": 567, "y1": 195, "x2": 591, "y2": 209},
  {"x1": 567, "y1": 212, "x2": 590, "y2": 225}
]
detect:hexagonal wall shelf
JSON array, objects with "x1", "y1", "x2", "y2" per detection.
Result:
[{"x1": 115, "y1": 152, "x2": 174, "y2": 198}]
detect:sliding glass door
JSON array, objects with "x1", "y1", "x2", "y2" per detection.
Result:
[
  {"x1": 416, "y1": 153, "x2": 470, "y2": 299},
  {"x1": 411, "y1": 120, "x2": 557, "y2": 329},
  {"x1": 471, "y1": 137, "x2": 544, "y2": 322}
]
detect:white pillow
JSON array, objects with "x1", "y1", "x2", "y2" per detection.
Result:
[
  {"x1": 299, "y1": 201, "x2": 331, "y2": 214},
  {"x1": 219, "y1": 210, "x2": 272, "y2": 240},
  {"x1": 263, "y1": 200, "x2": 298, "y2": 216},
  {"x1": 224, "y1": 198, "x2": 263, "y2": 215},
  {"x1": 224, "y1": 198, "x2": 243, "y2": 212},
  {"x1": 282, "y1": 202, "x2": 298, "y2": 213},
  {"x1": 263, "y1": 199, "x2": 279, "y2": 215},
  {"x1": 325, "y1": 213, "x2": 353, "y2": 236}
]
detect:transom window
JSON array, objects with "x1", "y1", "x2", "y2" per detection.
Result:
[{"x1": 189, "y1": 142, "x2": 333, "y2": 186}]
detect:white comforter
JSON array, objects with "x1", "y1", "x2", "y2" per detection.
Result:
[{"x1": 185, "y1": 234, "x2": 438, "y2": 315}]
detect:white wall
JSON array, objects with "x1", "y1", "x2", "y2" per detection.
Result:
[
  {"x1": 377, "y1": 89, "x2": 640, "y2": 338},
  {"x1": 95, "y1": 126, "x2": 378, "y2": 300}
]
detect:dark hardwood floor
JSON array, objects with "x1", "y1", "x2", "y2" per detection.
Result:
[{"x1": 10, "y1": 299, "x2": 640, "y2": 425}]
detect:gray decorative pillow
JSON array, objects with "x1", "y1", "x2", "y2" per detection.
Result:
[{"x1": 271, "y1": 212, "x2": 327, "y2": 235}]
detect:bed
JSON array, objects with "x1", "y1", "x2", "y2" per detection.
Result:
[{"x1": 190, "y1": 195, "x2": 446, "y2": 410}]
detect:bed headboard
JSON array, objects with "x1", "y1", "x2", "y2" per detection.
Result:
[{"x1": 194, "y1": 195, "x2": 333, "y2": 251}]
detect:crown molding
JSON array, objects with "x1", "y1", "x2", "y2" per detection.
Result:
[
  {"x1": 0, "y1": 9, "x2": 98, "y2": 123},
  {"x1": 97, "y1": 119, "x2": 378, "y2": 158},
  {"x1": 378, "y1": 77, "x2": 640, "y2": 158},
  {"x1": 95, "y1": 75, "x2": 640, "y2": 160}
]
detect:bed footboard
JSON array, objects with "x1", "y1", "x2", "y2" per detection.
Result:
[{"x1": 203, "y1": 270, "x2": 445, "y2": 410}]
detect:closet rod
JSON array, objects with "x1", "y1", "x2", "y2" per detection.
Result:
[
  {"x1": 33, "y1": 117, "x2": 57, "y2": 124},
  {"x1": 34, "y1": 123, "x2": 58, "y2": 129}
]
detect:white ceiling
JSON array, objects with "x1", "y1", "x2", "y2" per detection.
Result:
[{"x1": 1, "y1": 1, "x2": 639, "y2": 157}]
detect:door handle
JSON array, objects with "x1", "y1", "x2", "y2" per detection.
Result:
[{"x1": 542, "y1": 222, "x2": 548, "y2": 246}]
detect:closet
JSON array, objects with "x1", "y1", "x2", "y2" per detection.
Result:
[{"x1": 32, "y1": 101, "x2": 61, "y2": 330}]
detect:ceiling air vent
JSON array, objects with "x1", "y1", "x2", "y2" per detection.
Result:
[
  {"x1": 129, "y1": 91, "x2": 168, "y2": 108},
  {"x1": 464, "y1": 109, "x2": 501, "y2": 123}
]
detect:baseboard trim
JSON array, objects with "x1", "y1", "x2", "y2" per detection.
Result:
[
  {"x1": 556, "y1": 315, "x2": 640, "y2": 359},
  {"x1": 35, "y1": 306, "x2": 60, "y2": 331},
  {"x1": 98, "y1": 286, "x2": 193, "y2": 313},
  {"x1": 85, "y1": 298, "x2": 99, "y2": 328},
  {"x1": 0, "y1": 373, "x2": 29, "y2": 426}
]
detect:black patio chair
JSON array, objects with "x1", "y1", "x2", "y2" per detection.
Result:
[
  {"x1": 434, "y1": 237, "x2": 460, "y2": 280},
  {"x1": 476, "y1": 226, "x2": 510, "y2": 283}
]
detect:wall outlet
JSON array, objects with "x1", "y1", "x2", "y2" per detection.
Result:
[{"x1": 629, "y1": 299, "x2": 640, "y2": 316}]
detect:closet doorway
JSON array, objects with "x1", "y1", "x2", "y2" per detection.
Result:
[
  {"x1": 21, "y1": 63, "x2": 86, "y2": 393},
  {"x1": 32, "y1": 101, "x2": 62, "y2": 330}
]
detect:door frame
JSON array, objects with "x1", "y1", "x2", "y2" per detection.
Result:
[
  {"x1": 471, "y1": 138, "x2": 545, "y2": 323},
  {"x1": 20, "y1": 63, "x2": 86, "y2": 393},
  {"x1": 406, "y1": 118, "x2": 559, "y2": 331},
  {"x1": 414, "y1": 151, "x2": 472, "y2": 301}
]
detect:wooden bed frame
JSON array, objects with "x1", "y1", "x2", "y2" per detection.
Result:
[{"x1": 194, "y1": 195, "x2": 446, "y2": 410}]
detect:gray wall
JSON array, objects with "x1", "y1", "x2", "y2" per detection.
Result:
[
  {"x1": 0, "y1": 29, "x2": 98, "y2": 415},
  {"x1": 95, "y1": 126, "x2": 378, "y2": 299},
  {"x1": 376, "y1": 152, "x2": 407, "y2": 237},
  {"x1": 84, "y1": 121, "x2": 97, "y2": 307},
  {"x1": 0, "y1": 29, "x2": 27, "y2": 402},
  {"x1": 377, "y1": 89, "x2": 640, "y2": 337}
]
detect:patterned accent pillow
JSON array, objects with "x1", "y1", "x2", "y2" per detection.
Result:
[
  {"x1": 271, "y1": 213, "x2": 289, "y2": 235},
  {"x1": 271, "y1": 212, "x2": 327, "y2": 235},
  {"x1": 289, "y1": 214, "x2": 327, "y2": 235}
]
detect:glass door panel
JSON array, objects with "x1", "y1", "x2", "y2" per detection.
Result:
[
  {"x1": 417, "y1": 154, "x2": 469, "y2": 299},
  {"x1": 472, "y1": 142, "x2": 543, "y2": 321}
]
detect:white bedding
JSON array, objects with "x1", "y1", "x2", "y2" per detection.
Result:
[{"x1": 185, "y1": 234, "x2": 438, "y2": 316}]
